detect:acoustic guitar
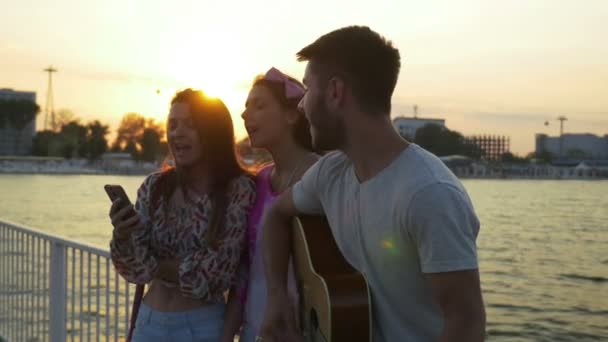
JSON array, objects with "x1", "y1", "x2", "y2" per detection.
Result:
[{"x1": 292, "y1": 216, "x2": 372, "y2": 342}]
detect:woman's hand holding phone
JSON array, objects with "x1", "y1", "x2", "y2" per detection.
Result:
[
  {"x1": 105, "y1": 185, "x2": 142, "y2": 241},
  {"x1": 109, "y1": 198, "x2": 143, "y2": 241}
]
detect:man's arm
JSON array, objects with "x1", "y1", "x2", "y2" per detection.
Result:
[
  {"x1": 407, "y1": 183, "x2": 485, "y2": 341},
  {"x1": 264, "y1": 187, "x2": 299, "y2": 295},
  {"x1": 427, "y1": 269, "x2": 486, "y2": 342},
  {"x1": 259, "y1": 188, "x2": 302, "y2": 340},
  {"x1": 260, "y1": 157, "x2": 324, "y2": 341}
]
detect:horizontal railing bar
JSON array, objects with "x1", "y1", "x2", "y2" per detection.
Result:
[{"x1": 0, "y1": 219, "x2": 109, "y2": 258}]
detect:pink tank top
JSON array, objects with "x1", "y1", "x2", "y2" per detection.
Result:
[{"x1": 241, "y1": 165, "x2": 299, "y2": 340}]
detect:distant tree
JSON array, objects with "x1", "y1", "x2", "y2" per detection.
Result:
[
  {"x1": 0, "y1": 102, "x2": 5, "y2": 128},
  {"x1": 110, "y1": 144, "x2": 122, "y2": 152},
  {"x1": 124, "y1": 140, "x2": 138, "y2": 159},
  {"x1": 500, "y1": 152, "x2": 528, "y2": 164},
  {"x1": 54, "y1": 109, "x2": 77, "y2": 132},
  {"x1": 413, "y1": 124, "x2": 485, "y2": 160},
  {"x1": 112, "y1": 112, "x2": 165, "y2": 160},
  {"x1": 139, "y1": 128, "x2": 162, "y2": 162},
  {"x1": 415, "y1": 124, "x2": 461, "y2": 156},
  {"x1": 532, "y1": 150, "x2": 554, "y2": 163},
  {"x1": 112, "y1": 113, "x2": 146, "y2": 152},
  {"x1": 32, "y1": 130, "x2": 60, "y2": 156},
  {"x1": 32, "y1": 112, "x2": 110, "y2": 159},
  {"x1": 59, "y1": 121, "x2": 88, "y2": 159},
  {"x1": 85, "y1": 120, "x2": 109, "y2": 160},
  {"x1": 145, "y1": 118, "x2": 165, "y2": 138}
]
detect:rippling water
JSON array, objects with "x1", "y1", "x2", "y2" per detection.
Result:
[
  {"x1": 1, "y1": 175, "x2": 607, "y2": 341},
  {"x1": 467, "y1": 180, "x2": 608, "y2": 341}
]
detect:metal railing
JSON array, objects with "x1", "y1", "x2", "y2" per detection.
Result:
[{"x1": 0, "y1": 220, "x2": 136, "y2": 342}]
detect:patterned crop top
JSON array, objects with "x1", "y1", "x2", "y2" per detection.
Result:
[{"x1": 110, "y1": 171, "x2": 256, "y2": 302}]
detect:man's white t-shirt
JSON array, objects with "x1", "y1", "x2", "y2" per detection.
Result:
[{"x1": 292, "y1": 144, "x2": 480, "y2": 341}]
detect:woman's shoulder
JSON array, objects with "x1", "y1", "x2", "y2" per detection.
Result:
[
  {"x1": 229, "y1": 172, "x2": 257, "y2": 194},
  {"x1": 145, "y1": 170, "x2": 165, "y2": 182},
  {"x1": 137, "y1": 169, "x2": 177, "y2": 203},
  {"x1": 226, "y1": 173, "x2": 257, "y2": 208},
  {"x1": 141, "y1": 169, "x2": 171, "y2": 189}
]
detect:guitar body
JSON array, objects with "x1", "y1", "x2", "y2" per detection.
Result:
[{"x1": 292, "y1": 216, "x2": 372, "y2": 342}]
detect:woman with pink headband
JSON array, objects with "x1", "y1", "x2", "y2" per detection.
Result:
[{"x1": 221, "y1": 68, "x2": 319, "y2": 342}]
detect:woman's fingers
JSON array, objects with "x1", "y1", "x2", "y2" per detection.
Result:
[
  {"x1": 116, "y1": 212, "x2": 140, "y2": 231},
  {"x1": 111, "y1": 203, "x2": 136, "y2": 227},
  {"x1": 113, "y1": 212, "x2": 142, "y2": 242}
]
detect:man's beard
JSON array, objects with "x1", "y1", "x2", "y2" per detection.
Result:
[{"x1": 310, "y1": 97, "x2": 345, "y2": 152}]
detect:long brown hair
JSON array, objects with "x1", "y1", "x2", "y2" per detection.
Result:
[{"x1": 152, "y1": 89, "x2": 247, "y2": 248}]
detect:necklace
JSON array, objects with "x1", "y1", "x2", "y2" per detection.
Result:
[{"x1": 274, "y1": 158, "x2": 307, "y2": 192}]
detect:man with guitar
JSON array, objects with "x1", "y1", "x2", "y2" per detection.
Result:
[{"x1": 259, "y1": 26, "x2": 486, "y2": 342}]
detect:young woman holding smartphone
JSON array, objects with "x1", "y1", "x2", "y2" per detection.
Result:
[{"x1": 109, "y1": 89, "x2": 256, "y2": 341}]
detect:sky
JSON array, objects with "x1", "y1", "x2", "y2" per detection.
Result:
[{"x1": 1, "y1": 0, "x2": 607, "y2": 155}]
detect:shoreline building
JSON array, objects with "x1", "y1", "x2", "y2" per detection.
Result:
[
  {"x1": 536, "y1": 133, "x2": 608, "y2": 160},
  {"x1": 465, "y1": 135, "x2": 511, "y2": 161},
  {"x1": 0, "y1": 88, "x2": 37, "y2": 156}
]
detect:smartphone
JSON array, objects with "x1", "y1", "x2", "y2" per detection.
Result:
[{"x1": 104, "y1": 184, "x2": 137, "y2": 218}]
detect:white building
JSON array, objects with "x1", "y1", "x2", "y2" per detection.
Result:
[
  {"x1": 392, "y1": 116, "x2": 446, "y2": 140},
  {"x1": 0, "y1": 88, "x2": 37, "y2": 156},
  {"x1": 535, "y1": 133, "x2": 608, "y2": 159}
]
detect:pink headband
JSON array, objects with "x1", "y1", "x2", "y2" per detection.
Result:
[{"x1": 263, "y1": 67, "x2": 305, "y2": 100}]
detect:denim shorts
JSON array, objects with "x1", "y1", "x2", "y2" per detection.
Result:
[{"x1": 131, "y1": 302, "x2": 225, "y2": 342}]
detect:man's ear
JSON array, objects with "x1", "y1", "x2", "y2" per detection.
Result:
[{"x1": 326, "y1": 76, "x2": 346, "y2": 110}]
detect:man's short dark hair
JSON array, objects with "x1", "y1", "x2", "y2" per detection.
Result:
[{"x1": 297, "y1": 26, "x2": 401, "y2": 115}]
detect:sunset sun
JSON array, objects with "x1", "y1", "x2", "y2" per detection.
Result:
[{"x1": 166, "y1": 32, "x2": 252, "y2": 138}]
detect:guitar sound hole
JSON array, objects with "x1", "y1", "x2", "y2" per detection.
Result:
[{"x1": 310, "y1": 309, "x2": 319, "y2": 330}]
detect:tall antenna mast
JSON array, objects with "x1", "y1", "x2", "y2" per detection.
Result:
[{"x1": 43, "y1": 66, "x2": 58, "y2": 130}]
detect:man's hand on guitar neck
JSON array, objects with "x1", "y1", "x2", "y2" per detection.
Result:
[{"x1": 258, "y1": 291, "x2": 303, "y2": 342}]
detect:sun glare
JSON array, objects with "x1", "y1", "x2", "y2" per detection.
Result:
[{"x1": 165, "y1": 31, "x2": 253, "y2": 140}]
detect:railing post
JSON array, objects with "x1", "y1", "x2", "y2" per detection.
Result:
[{"x1": 49, "y1": 241, "x2": 67, "y2": 342}]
